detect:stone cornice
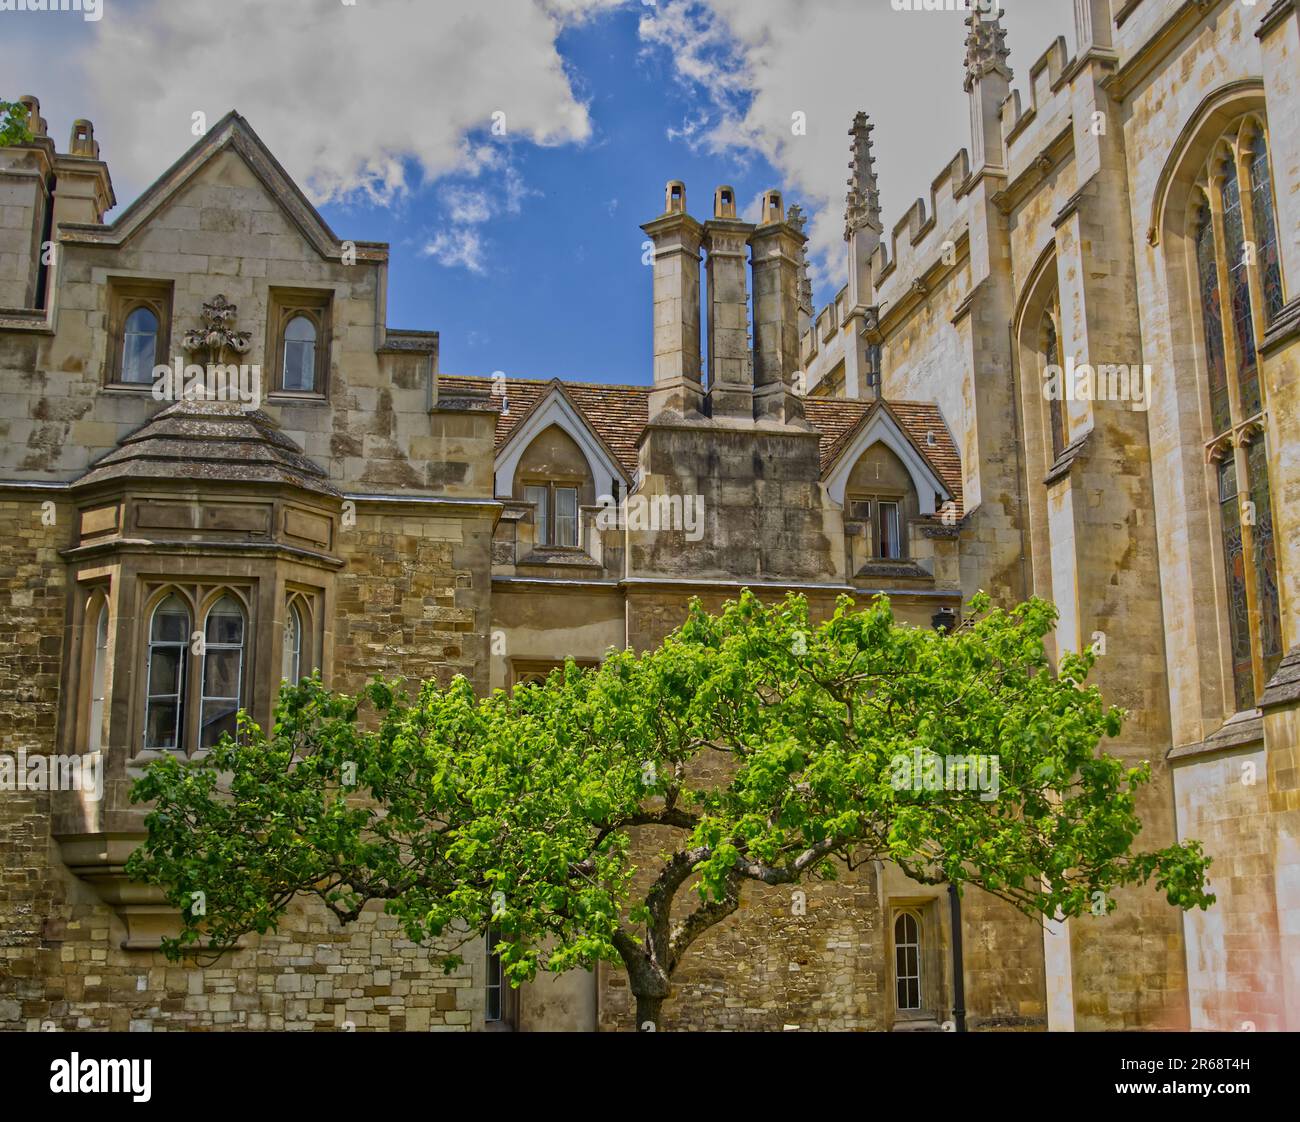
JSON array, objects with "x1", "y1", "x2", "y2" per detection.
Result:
[
  {"x1": 991, "y1": 123, "x2": 1074, "y2": 216},
  {"x1": 59, "y1": 537, "x2": 347, "y2": 570},
  {"x1": 344, "y1": 492, "x2": 500, "y2": 513},
  {"x1": 1102, "y1": 0, "x2": 1226, "y2": 102},
  {"x1": 1256, "y1": 0, "x2": 1297, "y2": 38}
]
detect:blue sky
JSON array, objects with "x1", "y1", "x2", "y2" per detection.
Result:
[
  {"x1": 2, "y1": 0, "x2": 1074, "y2": 384},
  {"x1": 326, "y1": 9, "x2": 792, "y2": 383}
]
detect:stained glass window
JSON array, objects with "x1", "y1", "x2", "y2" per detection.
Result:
[
  {"x1": 1220, "y1": 165, "x2": 1261, "y2": 414},
  {"x1": 1196, "y1": 120, "x2": 1285, "y2": 712},
  {"x1": 1217, "y1": 460, "x2": 1255, "y2": 713},
  {"x1": 1195, "y1": 199, "x2": 1231, "y2": 434},
  {"x1": 1247, "y1": 436, "x2": 1283, "y2": 685},
  {"x1": 1249, "y1": 133, "x2": 1285, "y2": 324}
]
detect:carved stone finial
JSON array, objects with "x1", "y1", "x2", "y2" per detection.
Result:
[
  {"x1": 844, "y1": 111, "x2": 881, "y2": 241},
  {"x1": 183, "y1": 295, "x2": 252, "y2": 362},
  {"x1": 788, "y1": 204, "x2": 814, "y2": 315},
  {"x1": 964, "y1": 6, "x2": 1012, "y2": 93}
]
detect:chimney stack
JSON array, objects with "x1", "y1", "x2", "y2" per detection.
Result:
[
  {"x1": 642, "y1": 180, "x2": 704, "y2": 419},
  {"x1": 750, "y1": 189, "x2": 806, "y2": 424},
  {"x1": 52, "y1": 117, "x2": 114, "y2": 228},
  {"x1": 0, "y1": 95, "x2": 54, "y2": 310},
  {"x1": 703, "y1": 185, "x2": 755, "y2": 419}
]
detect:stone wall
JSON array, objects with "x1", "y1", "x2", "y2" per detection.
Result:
[{"x1": 333, "y1": 504, "x2": 494, "y2": 697}]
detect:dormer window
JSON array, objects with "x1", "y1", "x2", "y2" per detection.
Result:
[
  {"x1": 849, "y1": 496, "x2": 904, "y2": 560},
  {"x1": 512, "y1": 423, "x2": 595, "y2": 552},
  {"x1": 268, "y1": 288, "x2": 331, "y2": 397},
  {"x1": 524, "y1": 482, "x2": 579, "y2": 548}
]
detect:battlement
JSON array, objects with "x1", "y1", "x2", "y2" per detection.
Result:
[{"x1": 1001, "y1": 35, "x2": 1074, "y2": 183}]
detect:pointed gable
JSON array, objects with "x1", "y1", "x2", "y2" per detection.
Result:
[
  {"x1": 58, "y1": 112, "x2": 386, "y2": 265},
  {"x1": 818, "y1": 398, "x2": 961, "y2": 517}
]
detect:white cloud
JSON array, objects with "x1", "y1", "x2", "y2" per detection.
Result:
[
  {"x1": 639, "y1": 0, "x2": 1076, "y2": 296},
  {"x1": 423, "y1": 228, "x2": 488, "y2": 274},
  {"x1": 444, "y1": 187, "x2": 494, "y2": 226},
  {"x1": 9, "y1": 0, "x2": 623, "y2": 207}
]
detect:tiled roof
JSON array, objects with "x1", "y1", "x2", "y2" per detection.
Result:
[
  {"x1": 814, "y1": 398, "x2": 964, "y2": 517},
  {"x1": 802, "y1": 398, "x2": 872, "y2": 471},
  {"x1": 437, "y1": 375, "x2": 961, "y2": 512},
  {"x1": 887, "y1": 401, "x2": 963, "y2": 515},
  {"x1": 439, "y1": 375, "x2": 649, "y2": 478}
]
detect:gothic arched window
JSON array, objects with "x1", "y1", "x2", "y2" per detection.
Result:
[
  {"x1": 200, "y1": 595, "x2": 246, "y2": 749},
  {"x1": 1042, "y1": 299, "x2": 1067, "y2": 462},
  {"x1": 145, "y1": 594, "x2": 190, "y2": 751},
  {"x1": 121, "y1": 306, "x2": 160, "y2": 384},
  {"x1": 282, "y1": 315, "x2": 318, "y2": 392},
  {"x1": 282, "y1": 600, "x2": 303, "y2": 685},
  {"x1": 1191, "y1": 116, "x2": 1285, "y2": 711}
]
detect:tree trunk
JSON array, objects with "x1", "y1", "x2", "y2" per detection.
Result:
[{"x1": 634, "y1": 992, "x2": 665, "y2": 1031}]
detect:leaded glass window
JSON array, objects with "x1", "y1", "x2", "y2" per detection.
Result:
[
  {"x1": 1248, "y1": 132, "x2": 1284, "y2": 323},
  {"x1": 1195, "y1": 200, "x2": 1231, "y2": 434},
  {"x1": 1217, "y1": 459, "x2": 1254, "y2": 714},
  {"x1": 1192, "y1": 117, "x2": 1286, "y2": 711},
  {"x1": 1248, "y1": 436, "x2": 1283, "y2": 685}
]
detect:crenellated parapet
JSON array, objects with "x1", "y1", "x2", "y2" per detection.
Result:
[{"x1": 998, "y1": 35, "x2": 1075, "y2": 190}]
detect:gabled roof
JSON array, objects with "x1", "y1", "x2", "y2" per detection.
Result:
[
  {"x1": 440, "y1": 374, "x2": 649, "y2": 478},
  {"x1": 57, "y1": 111, "x2": 387, "y2": 265},
  {"x1": 815, "y1": 397, "x2": 963, "y2": 517},
  {"x1": 439, "y1": 374, "x2": 962, "y2": 514}
]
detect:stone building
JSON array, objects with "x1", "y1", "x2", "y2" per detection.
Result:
[{"x1": 0, "y1": 0, "x2": 1297, "y2": 1032}]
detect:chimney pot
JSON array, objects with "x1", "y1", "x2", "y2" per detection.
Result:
[
  {"x1": 761, "y1": 190, "x2": 784, "y2": 226},
  {"x1": 70, "y1": 119, "x2": 97, "y2": 158},
  {"x1": 665, "y1": 180, "x2": 686, "y2": 215},
  {"x1": 18, "y1": 95, "x2": 47, "y2": 138},
  {"x1": 713, "y1": 185, "x2": 736, "y2": 219}
]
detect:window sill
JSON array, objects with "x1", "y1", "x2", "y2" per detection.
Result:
[
  {"x1": 891, "y1": 1015, "x2": 943, "y2": 1032},
  {"x1": 517, "y1": 547, "x2": 599, "y2": 568},
  {"x1": 1043, "y1": 431, "x2": 1091, "y2": 486},
  {"x1": 264, "y1": 392, "x2": 329, "y2": 406},
  {"x1": 1167, "y1": 709, "x2": 1264, "y2": 762},
  {"x1": 854, "y1": 559, "x2": 933, "y2": 582},
  {"x1": 1260, "y1": 644, "x2": 1300, "y2": 709}
]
